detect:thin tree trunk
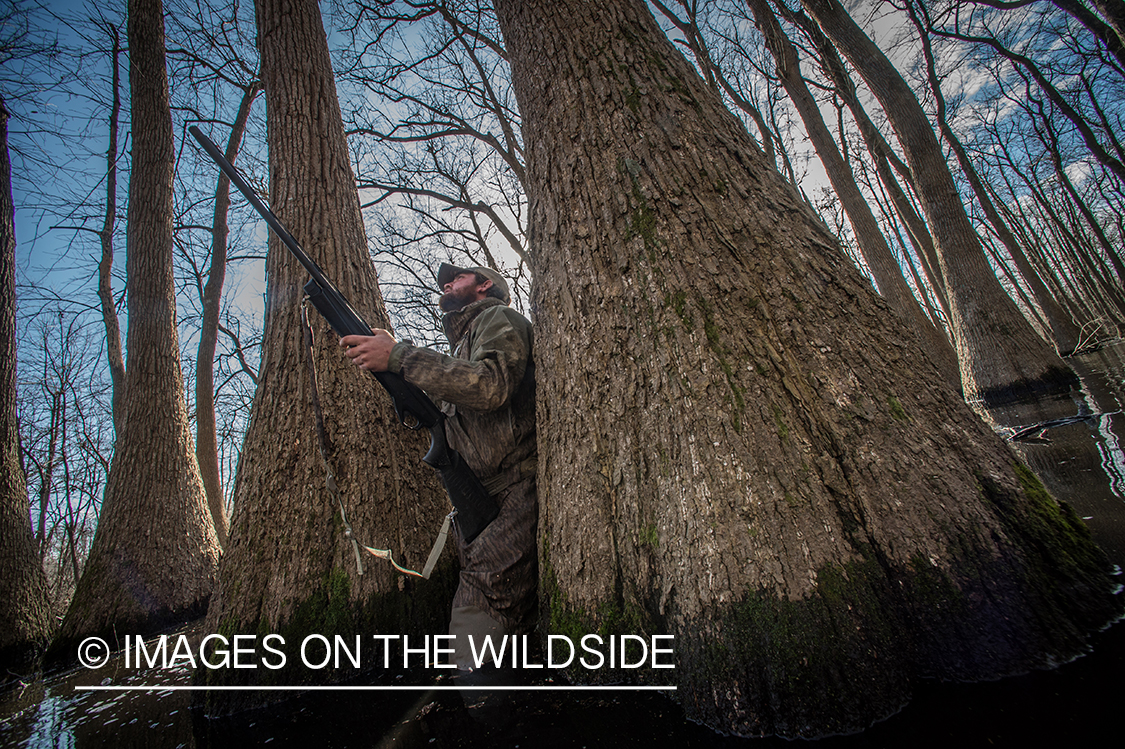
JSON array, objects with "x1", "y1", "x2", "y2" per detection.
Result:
[
  {"x1": 0, "y1": 96, "x2": 54, "y2": 673},
  {"x1": 61, "y1": 429, "x2": 81, "y2": 589},
  {"x1": 1012, "y1": 140, "x2": 1125, "y2": 318},
  {"x1": 97, "y1": 23, "x2": 126, "y2": 435},
  {"x1": 988, "y1": 97, "x2": 1125, "y2": 323},
  {"x1": 867, "y1": 163, "x2": 947, "y2": 330},
  {"x1": 195, "y1": 84, "x2": 260, "y2": 552},
  {"x1": 1038, "y1": 112, "x2": 1125, "y2": 285},
  {"x1": 493, "y1": 0, "x2": 1121, "y2": 736},
  {"x1": 990, "y1": 177, "x2": 1088, "y2": 327},
  {"x1": 747, "y1": 0, "x2": 960, "y2": 388},
  {"x1": 51, "y1": 0, "x2": 220, "y2": 661},
  {"x1": 33, "y1": 386, "x2": 61, "y2": 557},
  {"x1": 801, "y1": 0, "x2": 1076, "y2": 405}
]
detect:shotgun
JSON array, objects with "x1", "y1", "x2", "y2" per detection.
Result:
[{"x1": 189, "y1": 125, "x2": 499, "y2": 542}]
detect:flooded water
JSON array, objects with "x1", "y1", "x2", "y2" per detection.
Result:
[{"x1": 2, "y1": 342, "x2": 1124, "y2": 748}]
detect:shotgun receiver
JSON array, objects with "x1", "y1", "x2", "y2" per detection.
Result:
[{"x1": 189, "y1": 126, "x2": 499, "y2": 542}]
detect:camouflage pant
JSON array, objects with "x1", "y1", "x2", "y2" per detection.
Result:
[{"x1": 451, "y1": 472, "x2": 538, "y2": 640}]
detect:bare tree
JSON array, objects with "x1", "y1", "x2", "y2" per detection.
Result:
[
  {"x1": 198, "y1": 0, "x2": 455, "y2": 708},
  {"x1": 744, "y1": 0, "x2": 961, "y2": 387},
  {"x1": 936, "y1": 3, "x2": 1125, "y2": 185},
  {"x1": 906, "y1": 0, "x2": 1084, "y2": 355},
  {"x1": 800, "y1": 0, "x2": 1077, "y2": 405},
  {"x1": 779, "y1": 2, "x2": 953, "y2": 327},
  {"x1": 188, "y1": 88, "x2": 258, "y2": 550},
  {"x1": 978, "y1": 62, "x2": 1125, "y2": 326},
  {"x1": 0, "y1": 95, "x2": 53, "y2": 675},
  {"x1": 19, "y1": 308, "x2": 109, "y2": 617},
  {"x1": 95, "y1": 19, "x2": 126, "y2": 435},
  {"x1": 652, "y1": 0, "x2": 798, "y2": 183},
  {"x1": 337, "y1": 1, "x2": 530, "y2": 343},
  {"x1": 51, "y1": 0, "x2": 220, "y2": 659},
  {"x1": 160, "y1": 0, "x2": 265, "y2": 549}
]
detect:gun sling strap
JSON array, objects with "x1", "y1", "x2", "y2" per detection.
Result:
[{"x1": 300, "y1": 301, "x2": 450, "y2": 580}]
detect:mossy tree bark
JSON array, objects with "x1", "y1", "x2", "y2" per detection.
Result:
[
  {"x1": 800, "y1": 0, "x2": 1077, "y2": 405},
  {"x1": 197, "y1": 0, "x2": 456, "y2": 708},
  {"x1": 492, "y1": 0, "x2": 1122, "y2": 737},
  {"x1": 51, "y1": 0, "x2": 220, "y2": 661},
  {"x1": 0, "y1": 97, "x2": 54, "y2": 675}
]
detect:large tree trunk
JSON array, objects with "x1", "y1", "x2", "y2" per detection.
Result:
[
  {"x1": 196, "y1": 0, "x2": 456, "y2": 710},
  {"x1": 492, "y1": 0, "x2": 1121, "y2": 738},
  {"x1": 747, "y1": 0, "x2": 960, "y2": 389},
  {"x1": 801, "y1": 0, "x2": 1077, "y2": 406},
  {"x1": 51, "y1": 0, "x2": 220, "y2": 660},
  {"x1": 0, "y1": 97, "x2": 54, "y2": 674}
]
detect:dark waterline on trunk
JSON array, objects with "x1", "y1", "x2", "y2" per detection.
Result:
[{"x1": 3, "y1": 343, "x2": 1124, "y2": 748}]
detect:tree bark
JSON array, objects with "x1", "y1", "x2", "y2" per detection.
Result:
[
  {"x1": 493, "y1": 0, "x2": 1121, "y2": 737},
  {"x1": 195, "y1": 84, "x2": 260, "y2": 552},
  {"x1": 51, "y1": 0, "x2": 220, "y2": 661},
  {"x1": 747, "y1": 0, "x2": 961, "y2": 389},
  {"x1": 196, "y1": 0, "x2": 456, "y2": 709},
  {"x1": 907, "y1": 0, "x2": 1083, "y2": 356},
  {"x1": 0, "y1": 97, "x2": 54, "y2": 674},
  {"x1": 801, "y1": 0, "x2": 1077, "y2": 405}
]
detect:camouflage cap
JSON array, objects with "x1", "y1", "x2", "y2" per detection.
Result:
[{"x1": 437, "y1": 262, "x2": 511, "y2": 304}]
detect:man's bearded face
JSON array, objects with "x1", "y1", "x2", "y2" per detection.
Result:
[
  {"x1": 439, "y1": 272, "x2": 485, "y2": 312},
  {"x1": 439, "y1": 287, "x2": 476, "y2": 312}
]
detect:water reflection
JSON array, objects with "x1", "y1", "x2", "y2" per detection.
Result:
[
  {"x1": 2, "y1": 344, "x2": 1124, "y2": 748},
  {"x1": 984, "y1": 341, "x2": 1125, "y2": 562},
  {"x1": 25, "y1": 697, "x2": 74, "y2": 748},
  {"x1": 0, "y1": 659, "x2": 194, "y2": 748}
]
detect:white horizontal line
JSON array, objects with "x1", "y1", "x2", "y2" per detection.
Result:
[{"x1": 75, "y1": 685, "x2": 676, "y2": 692}]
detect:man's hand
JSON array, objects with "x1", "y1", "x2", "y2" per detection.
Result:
[{"x1": 340, "y1": 329, "x2": 397, "y2": 372}]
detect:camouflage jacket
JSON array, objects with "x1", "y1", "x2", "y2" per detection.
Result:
[
  {"x1": 386, "y1": 297, "x2": 536, "y2": 482},
  {"x1": 389, "y1": 297, "x2": 538, "y2": 632}
]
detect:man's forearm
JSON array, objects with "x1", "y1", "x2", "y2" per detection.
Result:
[{"x1": 389, "y1": 342, "x2": 527, "y2": 412}]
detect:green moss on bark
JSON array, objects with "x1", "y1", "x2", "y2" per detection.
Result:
[{"x1": 674, "y1": 465, "x2": 1122, "y2": 737}]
